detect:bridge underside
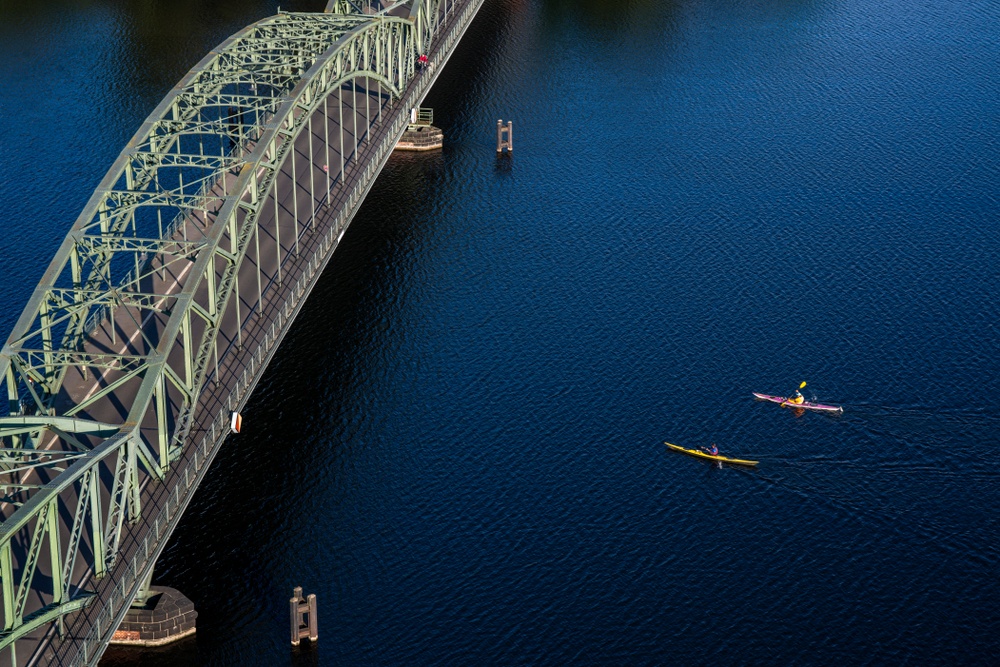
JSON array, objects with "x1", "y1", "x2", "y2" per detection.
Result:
[{"x1": 0, "y1": 0, "x2": 485, "y2": 664}]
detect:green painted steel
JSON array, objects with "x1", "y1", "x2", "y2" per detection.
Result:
[{"x1": 0, "y1": 0, "x2": 483, "y2": 662}]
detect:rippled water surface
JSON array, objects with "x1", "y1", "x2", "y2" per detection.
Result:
[{"x1": 2, "y1": 0, "x2": 1000, "y2": 664}]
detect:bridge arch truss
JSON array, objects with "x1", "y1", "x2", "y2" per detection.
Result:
[{"x1": 0, "y1": 0, "x2": 483, "y2": 663}]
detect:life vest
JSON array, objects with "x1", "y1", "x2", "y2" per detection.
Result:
[{"x1": 789, "y1": 394, "x2": 804, "y2": 404}]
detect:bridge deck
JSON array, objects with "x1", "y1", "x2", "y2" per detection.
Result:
[{"x1": 1, "y1": 0, "x2": 487, "y2": 663}]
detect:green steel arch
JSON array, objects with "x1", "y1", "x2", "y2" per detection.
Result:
[{"x1": 0, "y1": 0, "x2": 477, "y2": 662}]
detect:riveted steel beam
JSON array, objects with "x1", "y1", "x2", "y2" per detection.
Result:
[
  {"x1": 0, "y1": 417, "x2": 120, "y2": 438},
  {"x1": 0, "y1": 0, "x2": 466, "y2": 661}
]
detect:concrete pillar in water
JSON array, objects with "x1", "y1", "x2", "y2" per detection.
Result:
[
  {"x1": 109, "y1": 584, "x2": 197, "y2": 647},
  {"x1": 395, "y1": 107, "x2": 443, "y2": 151},
  {"x1": 107, "y1": 563, "x2": 197, "y2": 646},
  {"x1": 496, "y1": 119, "x2": 513, "y2": 153},
  {"x1": 290, "y1": 586, "x2": 318, "y2": 646}
]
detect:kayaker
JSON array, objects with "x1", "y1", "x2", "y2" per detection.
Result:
[
  {"x1": 788, "y1": 390, "x2": 805, "y2": 405},
  {"x1": 702, "y1": 443, "x2": 719, "y2": 456}
]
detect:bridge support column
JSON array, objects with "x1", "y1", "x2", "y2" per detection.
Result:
[
  {"x1": 109, "y1": 561, "x2": 197, "y2": 646},
  {"x1": 109, "y1": 580, "x2": 197, "y2": 647},
  {"x1": 132, "y1": 569, "x2": 156, "y2": 607},
  {"x1": 396, "y1": 107, "x2": 443, "y2": 151}
]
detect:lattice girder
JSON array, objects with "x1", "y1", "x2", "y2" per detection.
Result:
[{"x1": 0, "y1": 0, "x2": 457, "y2": 658}]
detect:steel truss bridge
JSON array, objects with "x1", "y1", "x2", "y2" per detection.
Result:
[{"x1": 0, "y1": 0, "x2": 484, "y2": 663}]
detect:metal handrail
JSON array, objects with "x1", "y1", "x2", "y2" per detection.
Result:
[{"x1": 0, "y1": 0, "x2": 483, "y2": 663}]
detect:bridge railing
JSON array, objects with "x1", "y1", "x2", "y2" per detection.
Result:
[
  {"x1": 2, "y1": 0, "x2": 485, "y2": 662},
  {"x1": 3, "y1": 12, "x2": 413, "y2": 663}
]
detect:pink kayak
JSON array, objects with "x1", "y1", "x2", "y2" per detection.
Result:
[{"x1": 752, "y1": 392, "x2": 844, "y2": 414}]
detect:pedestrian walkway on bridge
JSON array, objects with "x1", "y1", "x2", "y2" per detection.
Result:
[{"x1": 0, "y1": 0, "x2": 486, "y2": 664}]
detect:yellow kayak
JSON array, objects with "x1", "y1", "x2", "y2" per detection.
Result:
[{"x1": 665, "y1": 442, "x2": 758, "y2": 466}]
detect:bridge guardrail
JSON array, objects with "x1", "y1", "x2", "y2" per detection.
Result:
[{"x1": 63, "y1": 0, "x2": 485, "y2": 663}]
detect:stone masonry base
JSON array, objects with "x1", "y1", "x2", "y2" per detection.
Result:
[
  {"x1": 395, "y1": 124, "x2": 444, "y2": 150},
  {"x1": 109, "y1": 587, "x2": 197, "y2": 647}
]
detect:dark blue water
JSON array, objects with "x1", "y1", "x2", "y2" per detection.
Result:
[{"x1": 2, "y1": 0, "x2": 1000, "y2": 664}]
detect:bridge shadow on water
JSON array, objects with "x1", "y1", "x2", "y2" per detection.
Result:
[
  {"x1": 103, "y1": 635, "x2": 321, "y2": 667},
  {"x1": 36, "y1": 0, "x2": 1000, "y2": 662},
  {"x1": 96, "y1": 0, "x2": 778, "y2": 663},
  {"x1": 98, "y1": 139, "x2": 454, "y2": 663}
]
